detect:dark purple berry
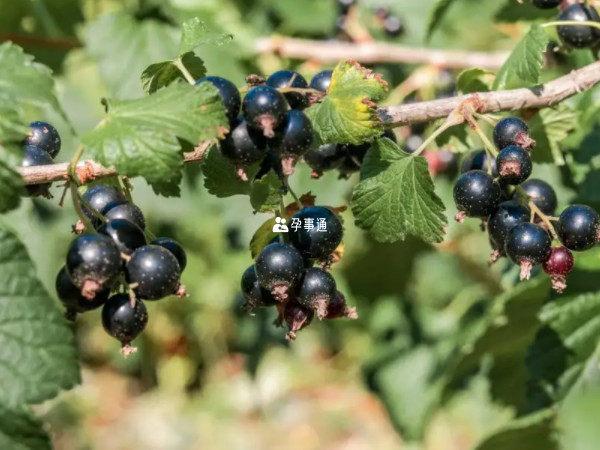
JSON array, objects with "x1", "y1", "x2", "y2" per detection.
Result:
[
  {"x1": 493, "y1": 117, "x2": 533, "y2": 150},
  {"x1": 98, "y1": 219, "x2": 146, "y2": 255},
  {"x1": 104, "y1": 203, "x2": 146, "y2": 230},
  {"x1": 505, "y1": 222, "x2": 552, "y2": 280},
  {"x1": 337, "y1": 143, "x2": 369, "y2": 176},
  {"x1": 296, "y1": 267, "x2": 336, "y2": 319},
  {"x1": 21, "y1": 145, "x2": 53, "y2": 197},
  {"x1": 488, "y1": 201, "x2": 530, "y2": 251},
  {"x1": 543, "y1": 246, "x2": 574, "y2": 293},
  {"x1": 532, "y1": 0, "x2": 561, "y2": 9},
  {"x1": 255, "y1": 242, "x2": 304, "y2": 300},
  {"x1": 557, "y1": 205, "x2": 600, "y2": 251},
  {"x1": 325, "y1": 290, "x2": 358, "y2": 320},
  {"x1": 55, "y1": 266, "x2": 109, "y2": 317},
  {"x1": 453, "y1": 170, "x2": 502, "y2": 219},
  {"x1": 384, "y1": 16, "x2": 405, "y2": 37},
  {"x1": 196, "y1": 76, "x2": 241, "y2": 123},
  {"x1": 514, "y1": 179, "x2": 557, "y2": 216},
  {"x1": 274, "y1": 109, "x2": 313, "y2": 157},
  {"x1": 220, "y1": 116, "x2": 268, "y2": 166},
  {"x1": 66, "y1": 234, "x2": 122, "y2": 299},
  {"x1": 24, "y1": 121, "x2": 61, "y2": 158},
  {"x1": 82, "y1": 184, "x2": 127, "y2": 222},
  {"x1": 310, "y1": 70, "x2": 333, "y2": 92},
  {"x1": 102, "y1": 294, "x2": 148, "y2": 354},
  {"x1": 304, "y1": 144, "x2": 347, "y2": 175},
  {"x1": 496, "y1": 146, "x2": 532, "y2": 185},
  {"x1": 558, "y1": 4, "x2": 600, "y2": 49},
  {"x1": 289, "y1": 206, "x2": 343, "y2": 260},
  {"x1": 126, "y1": 245, "x2": 181, "y2": 300},
  {"x1": 151, "y1": 237, "x2": 187, "y2": 272},
  {"x1": 241, "y1": 265, "x2": 278, "y2": 309},
  {"x1": 461, "y1": 149, "x2": 498, "y2": 177},
  {"x1": 242, "y1": 85, "x2": 288, "y2": 138},
  {"x1": 284, "y1": 301, "x2": 314, "y2": 341},
  {"x1": 266, "y1": 70, "x2": 308, "y2": 110}
]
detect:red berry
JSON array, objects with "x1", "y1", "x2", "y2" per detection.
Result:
[{"x1": 543, "y1": 247, "x2": 575, "y2": 294}]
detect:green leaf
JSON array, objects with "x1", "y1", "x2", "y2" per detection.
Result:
[
  {"x1": 83, "y1": 83, "x2": 228, "y2": 196},
  {"x1": 249, "y1": 217, "x2": 278, "y2": 259},
  {"x1": 529, "y1": 104, "x2": 576, "y2": 165},
  {"x1": 263, "y1": 0, "x2": 338, "y2": 35},
  {"x1": 495, "y1": 1, "x2": 556, "y2": 22},
  {"x1": 202, "y1": 146, "x2": 259, "y2": 198},
  {"x1": 305, "y1": 61, "x2": 387, "y2": 145},
  {"x1": 0, "y1": 227, "x2": 80, "y2": 407},
  {"x1": 493, "y1": 24, "x2": 549, "y2": 90},
  {"x1": 426, "y1": 0, "x2": 458, "y2": 40},
  {"x1": 456, "y1": 67, "x2": 493, "y2": 94},
  {"x1": 141, "y1": 52, "x2": 206, "y2": 94},
  {"x1": 559, "y1": 380, "x2": 600, "y2": 450},
  {"x1": 0, "y1": 404, "x2": 50, "y2": 450},
  {"x1": 351, "y1": 138, "x2": 447, "y2": 243},
  {"x1": 179, "y1": 17, "x2": 233, "y2": 55},
  {"x1": 250, "y1": 172, "x2": 283, "y2": 213},
  {"x1": 0, "y1": 158, "x2": 24, "y2": 213},
  {"x1": 474, "y1": 409, "x2": 557, "y2": 450}
]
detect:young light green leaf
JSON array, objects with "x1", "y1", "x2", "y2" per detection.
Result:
[
  {"x1": 456, "y1": 67, "x2": 493, "y2": 94},
  {"x1": 250, "y1": 171, "x2": 283, "y2": 213},
  {"x1": 0, "y1": 404, "x2": 51, "y2": 450},
  {"x1": 141, "y1": 52, "x2": 206, "y2": 94},
  {"x1": 305, "y1": 61, "x2": 387, "y2": 145},
  {"x1": 351, "y1": 138, "x2": 447, "y2": 243},
  {"x1": 529, "y1": 104, "x2": 576, "y2": 165},
  {"x1": 202, "y1": 146, "x2": 259, "y2": 198},
  {"x1": 426, "y1": 0, "x2": 458, "y2": 40},
  {"x1": 0, "y1": 227, "x2": 80, "y2": 407},
  {"x1": 493, "y1": 24, "x2": 549, "y2": 90},
  {"x1": 83, "y1": 83, "x2": 228, "y2": 196},
  {"x1": 179, "y1": 17, "x2": 233, "y2": 55},
  {"x1": 249, "y1": 217, "x2": 278, "y2": 259}
]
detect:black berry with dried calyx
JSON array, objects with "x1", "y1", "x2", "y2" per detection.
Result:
[
  {"x1": 496, "y1": 146, "x2": 532, "y2": 185},
  {"x1": 284, "y1": 301, "x2": 314, "y2": 341},
  {"x1": 102, "y1": 294, "x2": 148, "y2": 357},
  {"x1": 493, "y1": 117, "x2": 534, "y2": 150},
  {"x1": 242, "y1": 85, "x2": 288, "y2": 138},
  {"x1": 453, "y1": 170, "x2": 502, "y2": 221},
  {"x1": 324, "y1": 290, "x2": 357, "y2": 320},
  {"x1": 255, "y1": 242, "x2": 304, "y2": 301},
  {"x1": 505, "y1": 222, "x2": 552, "y2": 280},
  {"x1": 55, "y1": 266, "x2": 109, "y2": 319},
  {"x1": 296, "y1": 267, "x2": 337, "y2": 319}
]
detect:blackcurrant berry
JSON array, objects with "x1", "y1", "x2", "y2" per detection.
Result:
[
  {"x1": 24, "y1": 121, "x2": 61, "y2": 158},
  {"x1": 543, "y1": 246, "x2": 574, "y2": 293},
  {"x1": 20, "y1": 145, "x2": 53, "y2": 197},
  {"x1": 505, "y1": 222, "x2": 552, "y2": 280},
  {"x1": 325, "y1": 290, "x2": 358, "y2": 320},
  {"x1": 126, "y1": 245, "x2": 181, "y2": 300},
  {"x1": 255, "y1": 242, "x2": 304, "y2": 300},
  {"x1": 557, "y1": 4, "x2": 600, "y2": 49},
  {"x1": 296, "y1": 267, "x2": 337, "y2": 319},
  {"x1": 151, "y1": 237, "x2": 187, "y2": 271},
  {"x1": 255, "y1": 151, "x2": 283, "y2": 180},
  {"x1": 196, "y1": 76, "x2": 241, "y2": 123},
  {"x1": 98, "y1": 219, "x2": 146, "y2": 255},
  {"x1": 488, "y1": 201, "x2": 530, "y2": 251},
  {"x1": 274, "y1": 109, "x2": 313, "y2": 157},
  {"x1": 266, "y1": 70, "x2": 308, "y2": 110},
  {"x1": 514, "y1": 179, "x2": 557, "y2": 216},
  {"x1": 453, "y1": 170, "x2": 502, "y2": 220},
  {"x1": 384, "y1": 16, "x2": 405, "y2": 37},
  {"x1": 220, "y1": 116, "x2": 268, "y2": 166},
  {"x1": 557, "y1": 204, "x2": 600, "y2": 251},
  {"x1": 304, "y1": 144, "x2": 347, "y2": 176},
  {"x1": 493, "y1": 117, "x2": 533, "y2": 150},
  {"x1": 242, "y1": 85, "x2": 288, "y2": 138},
  {"x1": 289, "y1": 206, "x2": 343, "y2": 260},
  {"x1": 102, "y1": 294, "x2": 148, "y2": 355},
  {"x1": 496, "y1": 146, "x2": 532, "y2": 185},
  {"x1": 55, "y1": 266, "x2": 109, "y2": 318},
  {"x1": 337, "y1": 143, "x2": 369, "y2": 176},
  {"x1": 383, "y1": 130, "x2": 397, "y2": 143},
  {"x1": 104, "y1": 203, "x2": 146, "y2": 230},
  {"x1": 66, "y1": 234, "x2": 122, "y2": 298},
  {"x1": 81, "y1": 184, "x2": 127, "y2": 222},
  {"x1": 310, "y1": 70, "x2": 333, "y2": 93},
  {"x1": 283, "y1": 301, "x2": 314, "y2": 341},
  {"x1": 532, "y1": 0, "x2": 561, "y2": 9},
  {"x1": 241, "y1": 265, "x2": 278, "y2": 309},
  {"x1": 461, "y1": 149, "x2": 498, "y2": 177}
]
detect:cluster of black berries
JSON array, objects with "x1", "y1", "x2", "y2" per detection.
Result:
[
  {"x1": 454, "y1": 116, "x2": 600, "y2": 293},
  {"x1": 196, "y1": 70, "x2": 335, "y2": 180},
  {"x1": 55, "y1": 184, "x2": 187, "y2": 355},
  {"x1": 241, "y1": 206, "x2": 357, "y2": 340},
  {"x1": 531, "y1": 1, "x2": 600, "y2": 48},
  {"x1": 19, "y1": 121, "x2": 61, "y2": 197}
]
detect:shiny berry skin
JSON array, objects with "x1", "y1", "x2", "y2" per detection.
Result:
[
  {"x1": 296, "y1": 267, "x2": 337, "y2": 319},
  {"x1": 82, "y1": 184, "x2": 127, "y2": 221},
  {"x1": 98, "y1": 219, "x2": 146, "y2": 256},
  {"x1": 284, "y1": 301, "x2": 314, "y2": 341},
  {"x1": 255, "y1": 242, "x2": 304, "y2": 295},
  {"x1": 289, "y1": 206, "x2": 343, "y2": 259},
  {"x1": 488, "y1": 201, "x2": 530, "y2": 251},
  {"x1": 242, "y1": 86, "x2": 288, "y2": 138},
  {"x1": 310, "y1": 70, "x2": 333, "y2": 92},
  {"x1": 220, "y1": 116, "x2": 268, "y2": 166},
  {"x1": 104, "y1": 203, "x2": 146, "y2": 230},
  {"x1": 196, "y1": 76, "x2": 241, "y2": 123},
  {"x1": 532, "y1": 0, "x2": 561, "y2": 8},
  {"x1": 102, "y1": 294, "x2": 148, "y2": 343},
  {"x1": 453, "y1": 170, "x2": 502, "y2": 218},
  {"x1": 384, "y1": 16, "x2": 405, "y2": 37},
  {"x1": 24, "y1": 121, "x2": 61, "y2": 158},
  {"x1": 543, "y1": 247, "x2": 574, "y2": 276},
  {"x1": 126, "y1": 245, "x2": 181, "y2": 300},
  {"x1": 514, "y1": 179, "x2": 557, "y2": 216},
  {"x1": 496, "y1": 146, "x2": 532, "y2": 185},
  {"x1": 266, "y1": 70, "x2": 308, "y2": 110},
  {"x1": 274, "y1": 109, "x2": 313, "y2": 156},
  {"x1": 55, "y1": 266, "x2": 109, "y2": 315},
  {"x1": 557, "y1": 205, "x2": 600, "y2": 251},
  {"x1": 461, "y1": 149, "x2": 497, "y2": 176},
  {"x1": 240, "y1": 265, "x2": 278, "y2": 308},
  {"x1": 151, "y1": 237, "x2": 187, "y2": 272},
  {"x1": 21, "y1": 145, "x2": 53, "y2": 197},
  {"x1": 505, "y1": 223, "x2": 552, "y2": 265},
  {"x1": 66, "y1": 234, "x2": 122, "y2": 295},
  {"x1": 337, "y1": 143, "x2": 369, "y2": 175},
  {"x1": 304, "y1": 144, "x2": 347, "y2": 174},
  {"x1": 493, "y1": 117, "x2": 531, "y2": 150},
  {"x1": 557, "y1": 4, "x2": 600, "y2": 49}
]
